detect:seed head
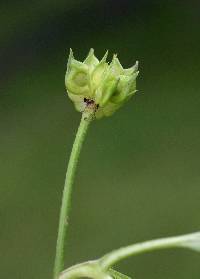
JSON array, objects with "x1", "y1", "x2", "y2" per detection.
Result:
[{"x1": 65, "y1": 49, "x2": 139, "y2": 118}]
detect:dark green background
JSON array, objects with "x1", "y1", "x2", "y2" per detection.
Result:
[{"x1": 0, "y1": 1, "x2": 200, "y2": 278}]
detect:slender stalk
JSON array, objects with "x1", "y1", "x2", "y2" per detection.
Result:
[
  {"x1": 54, "y1": 112, "x2": 93, "y2": 279},
  {"x1": 55, "y1": 232, "x2": 200, "y2": 279},
  {"x1": 99, "y1": 232, "x2": 199, "y2": 270}
]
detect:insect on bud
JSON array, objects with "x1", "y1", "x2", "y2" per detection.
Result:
[{"x1": 65, "y1": 49, "x2": 139, "y2": 119}]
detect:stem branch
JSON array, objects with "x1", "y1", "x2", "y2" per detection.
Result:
[
  {"x1": 54, "y1": 112, "x2": 93, "y2": 279},
  {"x1": 99, "y1": 233, "x2": 197, "y2": 270}
]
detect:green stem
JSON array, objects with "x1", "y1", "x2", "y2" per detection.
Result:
[
  {"x1": 99, "y1": 232, "x2": 199, "y2": 270},
  {"x1": 54, "y1": 112, "x2": 93, "y2": 279},
  {"x1": 57, "y1": 232, "x2": 200, "y2": 279}
]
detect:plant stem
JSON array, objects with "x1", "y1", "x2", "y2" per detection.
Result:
[
  {"x1": 54, "y1": 232, "x2": 200, "y2": 279},
  {"x1": 54, "y1": 112, "x2": 93, "y2": 279},
  {"x1": 59, "y1": 261, "x2": 104, "y2": 279},
  {"x1": 99, "y1": 233, "x2": 198, "y2": 270}
]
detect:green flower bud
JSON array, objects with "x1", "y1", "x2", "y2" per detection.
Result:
[{"x1": 65, "y1": 49, "x2": 139, "y2": 119}]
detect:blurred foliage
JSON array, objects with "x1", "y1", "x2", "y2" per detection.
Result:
[{"x1": 0, "y1": 1, "x2": 200, "y2": 279}]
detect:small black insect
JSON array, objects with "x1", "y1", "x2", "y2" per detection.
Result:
[
  {"x1": 83, "y1": 97, "x2": 99, "y2": 115},
  {"x1": 83, "y1": 97, "x2": 95, "y2": 105}
]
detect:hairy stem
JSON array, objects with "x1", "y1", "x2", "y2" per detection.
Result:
[{"x1": 54, "y1": 112, "x2": 93, "y2": 279}]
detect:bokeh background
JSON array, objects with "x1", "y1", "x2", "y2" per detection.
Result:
[{"x1": 1, "y1": 1, "x2": 200, "y2": 278}]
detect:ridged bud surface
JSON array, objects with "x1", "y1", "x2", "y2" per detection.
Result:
[{"x1": 65, "y1": 49, "x2": 139, "y2": 118}]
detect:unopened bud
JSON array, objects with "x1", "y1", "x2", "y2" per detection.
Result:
[{"x1": 65, "y1": 49, "x2": 139, "y2": 119}]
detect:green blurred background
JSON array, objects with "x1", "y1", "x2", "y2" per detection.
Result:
[{"x1": 0, "y1": 1, "x2": 200, "y2": 278}]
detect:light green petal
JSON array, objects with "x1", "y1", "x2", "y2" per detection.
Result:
[
  {"x1": 110, "y1": 55, "x2": 124, "y2": 75},
  {"x1": 66, "y1": 48, "x2": 74, "y2": 75},
  {"x1": 123, "y1": 61, "x2": 138, "y2": 75},
  {"x1": 99, "y1": 79, "x2": 119, "y2": 106},
  {"x1": 84, "y1": 48, "x2": 99, "y2": 68}
]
